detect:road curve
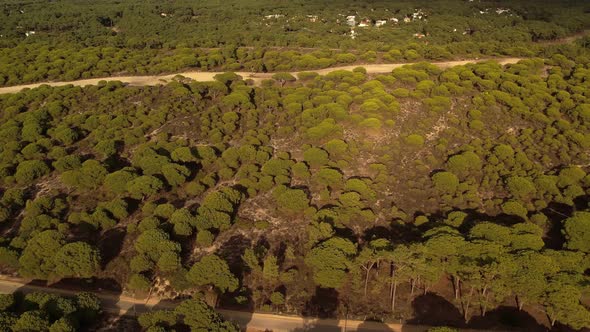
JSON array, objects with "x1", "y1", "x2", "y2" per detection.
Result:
[
  {"x1": 0, "y1": 277, "x2": 501, "y2": 332},
  {"x1": 0, "y1": 58, "x2": 523, "y2": 95}
]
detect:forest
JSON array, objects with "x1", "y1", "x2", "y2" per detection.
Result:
[
  {"x1": 0, "y1": 0, "x2": 589, "y2": 85},
  {"x1": 0, "y1": 52, "x2": 588, "y2": 330},
  {"x1": 0, "y1": 0, "x2": 589, "y2": 331}
]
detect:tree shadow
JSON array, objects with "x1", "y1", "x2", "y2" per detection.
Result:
[
  {"x1": 541, "y1": 202, "x2": 572, "y2": 249},
  {"x1": 97, "y1": 313, "x2": 141, "y2": 331},
  {"x1": 216, "y1": 233, "x2": 252, "y2": 309},
  {"x1": 573, "y1": 195, "x2": 589, "y2": 211},
  {"x1": 302, "y1": 287, "x2": 339, "y2": 318},
  {"x1": 362, "y1": 225, "x2": 392, "y2": 242},
  {"x1": 47, "y1": 277, "x2": 122, "y2": 293},
  {"x1": 468, "y1": 305, "x2": 547, "y2": 331},
  {"x1": 216, "y1": 233, "x2": 252, "y2": 278},
  {"x1": 459, "y1": 209, "x2": 525, "y2": 232},
  {"x1": 98, "y1": 227, "x2": 127, "y2": 269},
  {"x1": 356, "y1": 319, "x2": 396, "y2": 331},
  {"x1": 291, "y1": 318, "x2": 342, "y2": 332},
  {"x1": 406, "y1": 292, "x2": 465, "y2": 327},
  {"x1": 290, "y1": 317, "x2": 397, "y2": 332}
]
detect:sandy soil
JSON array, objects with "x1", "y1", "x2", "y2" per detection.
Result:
[{"x1": 0, "y1": 57, "x2": 523, "y2": 95}]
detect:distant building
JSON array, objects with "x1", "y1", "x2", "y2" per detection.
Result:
[
  {"x1": 307, "y1": 15, "x2": 318, "y2": 22},
  {"x1": 390, "y1": 17, "x2": 399, "y2": 23},
  {"x1": 358, "y1": 19, "x2": 370, "y2": 27},
  {"x1": 404, "y1": 17, "x2": 411, "y2": 23},
  {"x1": 265, "y1": 14, "x2": 284, "y2": 19},
  {"x1": 346, "y1": 15, "x2": 356, "y2": 26},
  {"x1": 413, "y1": 32, "x2": 426, "y2": 39},
  {"x1": 412, "y1": 9, "x2": 426, "y2": 20},
  {"x1": 25, "y1": 31, "x2": 35, "y2": 37},
  {"x1": 496, "y1": 8, "x2": 510, "y2": 14},
  {"x1": 375, "y1": 20, "x2": 387, "y2": 27},
  {"x1": 350, "y1": 28, "x2": 357, "y2": 39}
]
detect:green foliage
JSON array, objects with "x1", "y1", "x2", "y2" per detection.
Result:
[
  {"x1": 427, "y1": 328, "x2": 458, "y2": 332},
  {"x1": 305, "y1": 237, "x2": 356, "y2": 288},
  {"x1": 501, "y1": 200, "x2": 528, "y2": 219},
  {"x1": 15, "y1": 160, "x2": 50, "y2": 184},
  {"x1": 52, "y1": 242, "x2": 101, "y2": 280},
  {"x1": 134, "y1": 229, "x2": 181, "y2": 266},
  {"x1": 562, "y1": 212, "x2": 590, "y2": 253},
  {"x1": 405, "y1": 134, "x2": 425, "y2": 147},
  {"x1": 432, "y1": 172, "x2": 459, "y2": 194},
  {"x1": 506, "y1": 176, "x2": 536, "y2": 199},
  {"x1": 303, "y1": 147, "x2": 329, "y2": 168},
  {"x1": 12, "y1": 310, "x2": 50, "y2": 331},
  {"x1": 175, "y1": 298, "x2": 239, "y2": 331},
  {"x1": 0, "y1": 21, "x2": 589, "y2": 328},
  {"x1": 0, "y1": 294, "x2": 14, "y2": 311},
  {"x1": 19, "y1": 230, "x2": 64, "y2": 279},
  {"x1": 196, "y1": 230, "x2": 215, "y2": 247},
  {"x1": 187, "y1": 255, "x2": 238, "y2": 293},
  {"x1": 128, "y1": 274, "x2": 151, "y2": 291},
  {"x1": 273, "y1": 185, "x2": 309, "y2": 213},
  {"x1": 127, "y1": 175, "x2": 164, "y2": 199}
]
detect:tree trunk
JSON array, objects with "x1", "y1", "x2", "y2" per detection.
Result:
[
  {"x1": 516, "y1": 295, "x2": 524, "y2": 311},
  {"x1": 454, "y1": 276, "x2": 461, "y2": 299},
  {"x1": 410, "y1": 278, "x2": 416, "y2": 296},
  {"x1": 389, "y1": 276, "x2": 394, "y2": 300},
  {"x1": 391, "y1": 283, "x2": 398, "y2": 312},
  {"x1": 363, "y1": 262, "x2": 374, "y2": 297},
  {"x1": 464, "y1": 286, "x2": 474, "y2": 322}
]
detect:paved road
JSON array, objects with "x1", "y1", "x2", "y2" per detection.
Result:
[{"x1": 0, "y1": 58, "x2": 523, "y2": 95}]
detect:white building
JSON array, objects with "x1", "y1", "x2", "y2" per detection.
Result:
[
  {"x1": 358, "y1": 19, "x2": 370, "y2": 27},
  {"x1": 346, "y1": 15, "x2": 356, "y2": 26},
  {"x1": 375, "y1": 20, "x2": 387, "y2": 27}
]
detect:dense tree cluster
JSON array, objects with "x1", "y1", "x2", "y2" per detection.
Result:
[
  {"x1": 0, "y1": 0, "x2": 588, "y2": 85},
  {"x1": 138, "y1": 298, "x2": 239, "y2": 331},
  {"x1": 0, "y1": 292, "x2": 101, "y2": 331},
  {"x1": 0, "y1": 50, "x2": 588, "y2": 330}
]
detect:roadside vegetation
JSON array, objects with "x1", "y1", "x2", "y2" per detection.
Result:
[
  {"x1": 0, "y1": 292, "x2": 101, "y2": 331},
  {"x1": 0, "y1": 290, "x2": 237, "y2": 331}
]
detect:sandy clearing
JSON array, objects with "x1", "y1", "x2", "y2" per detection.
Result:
[{"x1": 0, "y1": 57, "x2": 523, "y2": 95}]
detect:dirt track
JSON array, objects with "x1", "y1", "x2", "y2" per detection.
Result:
[
  {"x1": 0, "y1": 276, "x2": 503, "y2": 332},
  {"x1": 0, "y1": 57, "x2": 523, "y2": 95}
]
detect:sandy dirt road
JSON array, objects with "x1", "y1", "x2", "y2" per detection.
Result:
[
  {"x1": 0, "y1": 58, "x2": 523, "y2": 95},
  {"x1": 0, "y1": 276, "x2": 513, "y2": 332},
  {"x1": 0, "y1": 277, "x2": 426, "y2": 331}
]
